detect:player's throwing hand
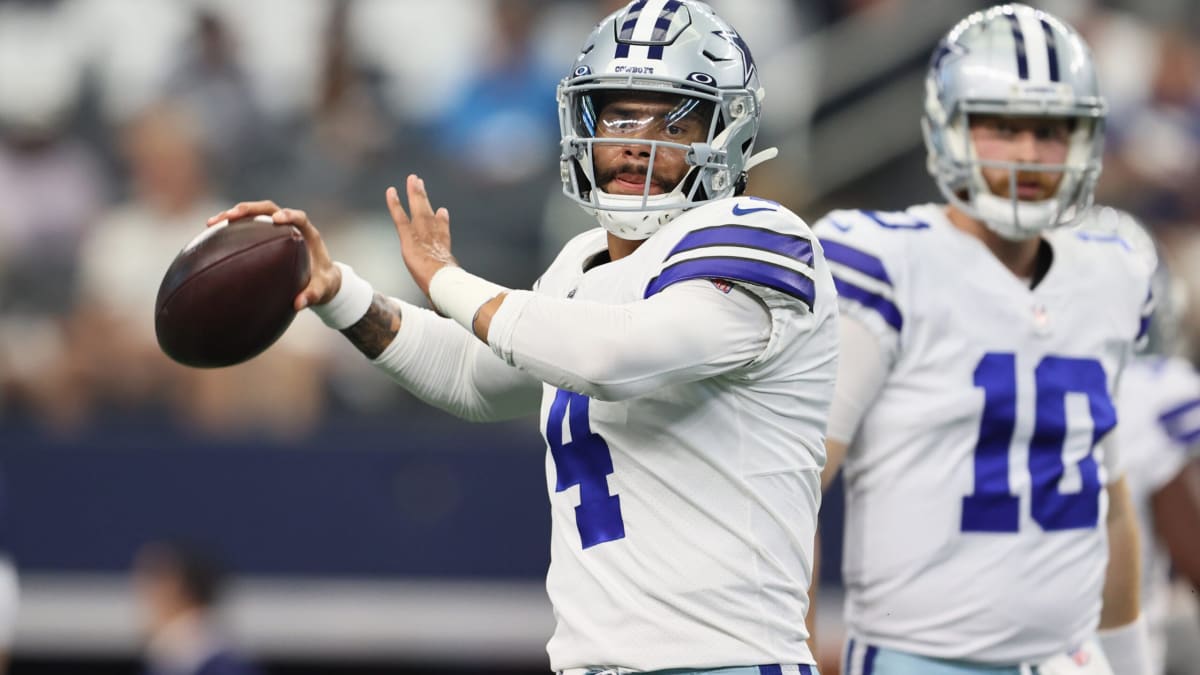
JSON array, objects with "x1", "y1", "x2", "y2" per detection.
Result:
[{"x1": 386, "y1": 174, "x2": 458, "y2": 299}]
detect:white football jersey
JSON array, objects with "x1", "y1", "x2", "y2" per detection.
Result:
[
  {"x1": 813, "y1": 204, "x2": 1153, "y2": 664},
  {"x1": 533, "y1": 197, "x2": 839, "y2": 671},
  {"x1": 1115, "y1": 356, "x2": 1200, "y2": 673}
]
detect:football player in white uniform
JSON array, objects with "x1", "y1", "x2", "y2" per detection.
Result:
[
  {"x1": 813, "y1": 5, "x2": 1153, "y2": 675},
  {"x1": 1105, "y1": 211, "x2": 1200, "y2": 675},
  {"x1": 1118, "y1": 350, "x2": 1200, "y2": 675},
  {"x1": 208, "y1": 2, "x2": 837, "y2": 674}
]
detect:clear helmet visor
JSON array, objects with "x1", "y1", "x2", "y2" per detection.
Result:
[
  {"x1": 576, "y1": 91, "x2": 713, "y2": 141},
  {"x1": 570, "y1": 89, "x2": 717, "y2": 207}
]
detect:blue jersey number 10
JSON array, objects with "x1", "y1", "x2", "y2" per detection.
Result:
[
  {"x1": 963, "y1": 353, "x2": 1116, "y2": 533},
  {"x1": 546, "y1": 389, "x2": 626, "y2": 548}
]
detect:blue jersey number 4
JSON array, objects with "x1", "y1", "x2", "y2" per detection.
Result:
[
  {"x1": 963, "y1": 353, "x2": 1116, "y2": 533},
  {"x1": 546, "y1": 390, "x2": 626, "y2": 548}
]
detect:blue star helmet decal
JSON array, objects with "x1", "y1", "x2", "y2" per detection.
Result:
[{"x1": 712, "y1": 29, "x2": 756, "y2": 86}]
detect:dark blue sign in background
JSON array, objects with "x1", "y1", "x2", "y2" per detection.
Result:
[{"x1": 1, "y1": 420, "x2": 551, "y2": 579}]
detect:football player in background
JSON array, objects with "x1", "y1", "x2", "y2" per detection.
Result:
[
  {"x1": 1105, "y1": 210, "x2": 1200, "y2": 675},
  {"x1": 813, "y1": 5, "x2": 1153, "y2": 675},
  {"x1": 133, "y1": 541, "x2": 263, "y2": 675},
  {"x1": 209, "y1": 1, "x2": 837, "y2": 674}
]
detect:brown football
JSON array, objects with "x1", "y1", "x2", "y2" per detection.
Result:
[{"x1": 155, "y1": 216, "x2": 310, "y2": 368}]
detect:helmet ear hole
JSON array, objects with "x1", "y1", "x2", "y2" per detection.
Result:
[
  {"x1": 573, "y1": 158, "x2": 594, "y2": 200},
  {"x1": 679, "y1": 168, "x2": 709, "y2": 202},
  {"x1": 733, "y1": 172, "x2": 748, "y2": 196},
  {"x1": 713, "y1": 113, "x2": 727, "y2": 140}
]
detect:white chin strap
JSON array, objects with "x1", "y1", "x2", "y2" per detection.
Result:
[
  {"x1": 972, "y1": 191, "x2": 1061, "y2": 241},
  {"x1": 745, "y1": 147, "x2": 777, "y2": 171}
]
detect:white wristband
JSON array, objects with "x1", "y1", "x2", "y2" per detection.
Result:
[
  {"x1": 311, "y1": 262, "x2": 374, "y2": 330},
  {"x1": 428, "y1": 266, "x2": 507, "y2": 332},
  {"x1": 1097, "y1": 615, "x2": 1154, "y2": 675}
]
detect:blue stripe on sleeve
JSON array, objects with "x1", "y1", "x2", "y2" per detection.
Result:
[
  {"x1": 862, "y1": 210, "x2": 929, "y2": 230},
  {"x1": 1160, "y1": 398, "x2": 1200, "y2": 445},
  {"x1": 758, "y1": 666, "x2": 783, "y2": 675},
  {"x1": 799, "y1": 666, "x2": 816, "y2": 675},
  {"x1": 1076, "y1": 231, "x2": 1133, "y2": 249},
  {"x1": 1159, "y1": 398, "x2": 1200, "y2": 423},
  {"x1": 645, "y1": 256, "x2": 815, "y2": 308},
  {"x1": 862, "y1": 645, "x2": 879, "y2": 675},
  {"x1": 1179, "y1": 428, "x2": 1200, "y2": 445},
  {"x1": 666, "y1": 225, "x2": 814, "y2": 267},
  {"x1": 834, "y1": 277, "x2": 902, "y2": 332},
  {"x1": 821, "y1": 239, "x2": 892, "y2": 286}
]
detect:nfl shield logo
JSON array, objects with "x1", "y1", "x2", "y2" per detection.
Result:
[{"x1": 710, "y1": 279, "x2": 734, "y2": 294}]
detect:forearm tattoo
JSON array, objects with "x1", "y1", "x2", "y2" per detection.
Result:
[{"x1": 341, "y1": 292, "x2": 403, "y2": 359}]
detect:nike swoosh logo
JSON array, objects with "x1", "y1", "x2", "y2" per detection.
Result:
[{"x1": 731, "y1": 204, "x2": 777, "y2": 216}]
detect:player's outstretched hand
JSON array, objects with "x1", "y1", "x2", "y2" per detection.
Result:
[
  {"x1": 206, "y1": 201, "x2": 341, "y2": 311},
  {"x1": 386, "y1": 174, "x2": 458, "y2": 299}
]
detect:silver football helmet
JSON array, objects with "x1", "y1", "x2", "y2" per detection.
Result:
[
  {"x1": 923, "y1": 4, "x2": 1107, "y2": 240},
  {"x1": 558, "y1": 0, "x2": 775, "y2": 240}
]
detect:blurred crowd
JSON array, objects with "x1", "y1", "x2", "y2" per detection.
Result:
[{"x1": 0, "y1": 0, "x2": 1196, "y2": 440}]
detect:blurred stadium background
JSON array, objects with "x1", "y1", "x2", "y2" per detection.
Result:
[{"x1": 0, "y1": 0, "x2": 1197, "y2": 673}]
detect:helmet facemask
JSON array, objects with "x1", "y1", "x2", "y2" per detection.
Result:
[
  {"x1": 559, "y1": 75, "x2": 761, "y2": 240},
  {"x1": 927, "y1": 101, "x2": 1104, "y2": 240}
]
